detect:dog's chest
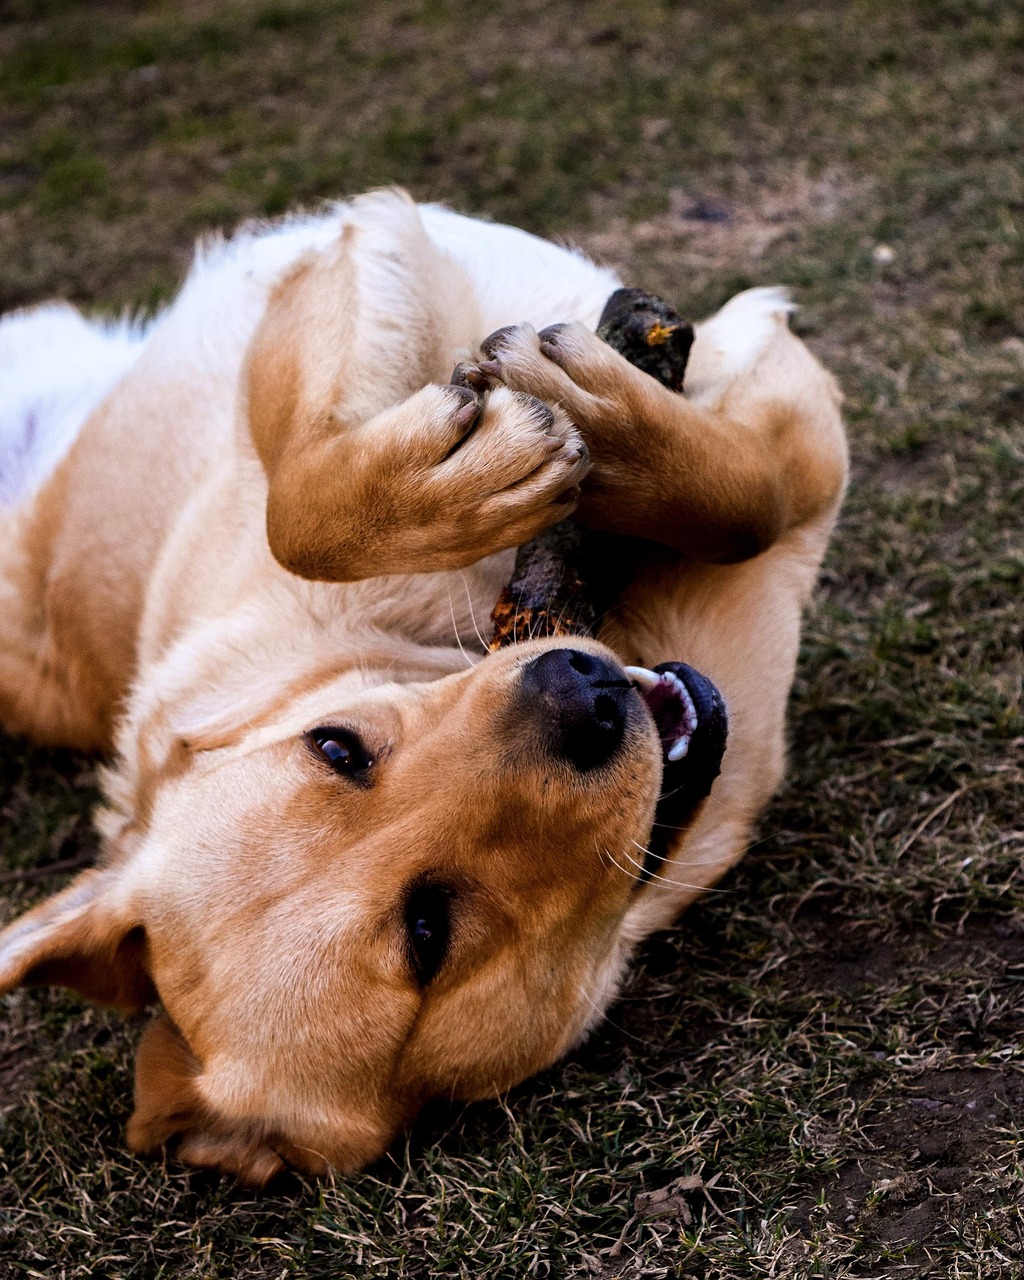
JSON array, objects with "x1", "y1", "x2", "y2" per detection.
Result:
[{"x1": 305, "y1": 549, "x2": 517, "y2": 658}]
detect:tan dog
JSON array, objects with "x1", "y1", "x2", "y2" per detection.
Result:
[{"x1": 0, "y1": 190, "x2": 846, "y2": 1184}]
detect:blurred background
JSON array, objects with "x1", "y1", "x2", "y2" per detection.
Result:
[{"x1": 1, "y1": 2, "x2": 1022, "y2": 1277}]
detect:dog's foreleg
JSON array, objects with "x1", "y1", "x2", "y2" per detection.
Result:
[
  {"x1": 245, "y1": 213, "x2": 590, "y2": 582},
  {"x1": 480, "y1": 306, "x2": 847, "y2": 563}
]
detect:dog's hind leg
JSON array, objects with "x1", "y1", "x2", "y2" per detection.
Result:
[
  {"x1": 591, "y1": 297, "x2": 850, "y2": 938},
  {"x1": 478, "y1": 289, "x2": 849, "y2": 938},
  {"x1": 0, "y1": 306, "x2": 144, "y2": 750}
]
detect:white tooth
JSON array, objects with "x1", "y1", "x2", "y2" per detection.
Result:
[
  {"x1": 667, "y1": 735, "x2": 691, "y2": 762},
  {"x1": 678, "y1": 681, "x2": 698, "y2": 736},
  {"x1": 624, "y1": 665, "x2": 662, "y2": 692}
]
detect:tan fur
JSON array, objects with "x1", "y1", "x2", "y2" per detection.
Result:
[{"x1": 0, "y1": 191, "x2": 846, "y2": 1184}]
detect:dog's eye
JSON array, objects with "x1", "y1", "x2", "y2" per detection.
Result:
[
  {"x1": 404, "y1": 883, "x2": 454, "y2": 986},
  {"x1": 307, "y1": 727, "x2": 373, "y2": 777}
]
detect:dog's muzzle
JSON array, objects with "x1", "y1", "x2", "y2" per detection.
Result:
[{"x1": 520, "y1": 648, "x2": 635, "y2": 772}]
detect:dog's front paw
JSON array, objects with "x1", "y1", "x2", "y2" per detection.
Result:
[
  {"x1": 478, "y1": 321, "x2": 632, "y2": 435},
  {"x1": 376, "y1": 375, "x2": 591, "y2": 570},
  {"x1": 432, "y1": 378, "x2": 591, "y2": 551},
  {"x1": 476, "y1": 322, "x2": 698, "y2": 542}
]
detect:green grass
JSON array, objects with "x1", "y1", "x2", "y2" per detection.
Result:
[{"x1": 1, "y1": 1, "x2": 1022, "y2": 1276}]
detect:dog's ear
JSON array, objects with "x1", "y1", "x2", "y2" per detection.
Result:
[
  {"x1": 128, "y1": 1014, "x2": 332, "y2": 1187},
  {"x1": 0, "y1": 868, "x2": 154, "y2": 1011}
]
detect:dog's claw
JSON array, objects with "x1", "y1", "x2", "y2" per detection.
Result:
[
  {"x1": 480, "y1": 326, "x2": 518, "y2": 359},
  {"x1": 451, "y1": 362, "x2": 493, "y2": 394},
  {"x1": 537, "y1": 323, "x2": 569, "y2": 365}
]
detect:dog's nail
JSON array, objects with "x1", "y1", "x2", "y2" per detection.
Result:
[
  {"x1": 476, "y1": 359, "x2": 502, "y2": 378},
  {"x1": 480, "y1": 326, "x2": 517, "y2": 358},
  {"x1": 453, "y1": 403, "x2": 480, "y2": 431},
  {"x1": 451, "y1": 362, "x2": 490, "y2": 393},
  {"x1": 531, "y1": 402, "x2": 555, "y2": 431},
  {"x1": 538, "y1": 323, "x2": 567, "y2": 343},
  {"x1": 448, "y1": 384, "x2": 482, "y2": 431}
]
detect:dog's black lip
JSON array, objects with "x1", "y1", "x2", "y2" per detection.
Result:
[{"x1": 628, "y1": 661, "x2": 729, "y2": 887}]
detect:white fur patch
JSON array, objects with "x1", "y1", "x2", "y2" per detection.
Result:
[
  {"x1": 419, "y1": 203, "x2": 622, "y2": 335},
  {"x1": 685, "y1": 286, "x2": 795, "y2": 406},
  {"x1": 0, "y1": 304, "x2": 144, "y2": 506}
]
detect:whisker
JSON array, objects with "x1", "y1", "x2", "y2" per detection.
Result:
[
  {"x1": 595, "y1": 838, "x2": 638, "y2": 887},
  {"x1": 457, "y1": 570, "x2": 490, "y2": 655},
  {"x1": 622, "y1": 839, "x2": 731, "y2": 894},
  {"x1": 576, "y1": 976, "x2": 650, "y2": 1048},
  {"x1": 616, "y1": 841, "x2": 698, "y2": 891},
  {"x1": 656, "y1": 779, "x2": 696, "y2": 804},
  {"x1": 444, "y1": 578, "x2": 478, "y2": 670},
  {"x1": 604, "y1": 846, "x2": 641, "y2": 885},
  {"x1": 550, "y1": 595, "x2": 574, "y2": 642}
]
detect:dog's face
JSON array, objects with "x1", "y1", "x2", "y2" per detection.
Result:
[{"x1": 0, "y1": 636, "x2": 723, "y2": 1183}]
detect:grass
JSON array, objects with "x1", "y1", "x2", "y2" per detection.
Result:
[{"x1": 1, "y1": 0, "x2": 1022, "y2": 1276}]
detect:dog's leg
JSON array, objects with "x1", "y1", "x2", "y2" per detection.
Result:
[
  {"x1": 477, "y1": 298, "x2": 847, "y2": 564},
  {"x1": 478, "y1": 293, "x2": 849, "y2": 934},
  {"x1": 246, "y1": 215, "x2": 590, "y2": 582}
]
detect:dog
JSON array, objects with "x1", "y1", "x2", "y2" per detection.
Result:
[{"x1": 0, "y1": 190, "x2": 846, "y2": 1184}]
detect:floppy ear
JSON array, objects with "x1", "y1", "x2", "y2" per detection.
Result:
[
  {"x1": 0, "y1": 868, "x2": 155, "y2": 1011},
  {"x1": 128, "y1": 1014, "x2": 332, "y2": 1186}
]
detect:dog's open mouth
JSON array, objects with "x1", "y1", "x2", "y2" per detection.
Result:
[
  {"x1": 625, "y1": 661, "x2": 729, "y2": 879},
  {"x1": 625, "y1": 665, "x2": 699, "y2": 763}
]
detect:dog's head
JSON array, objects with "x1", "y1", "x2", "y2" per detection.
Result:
[{"x1": 0, "y1": 637, "x2": 724, "y2": 1184}]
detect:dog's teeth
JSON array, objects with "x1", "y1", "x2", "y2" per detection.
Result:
[
  {"x1": 624, "y1": 665, "x2": 661, "y2": 692},
  {"x1": 666, "y1": 736, "x2": 691, "y2": 762},
  {"x1": 626, "y1": 665, "x2": 699, "y2": 763},
  {"x1": 675, "y1": 679, "x2": 698, "y2": 735}
]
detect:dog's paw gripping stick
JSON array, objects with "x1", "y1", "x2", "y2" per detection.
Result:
[{"x1": 488, "y1": 288, "x2": 692, "y2": 651}]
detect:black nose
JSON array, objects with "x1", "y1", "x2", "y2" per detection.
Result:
[{"x1": 520, "y1": 648, "x2": 631, "y2": 771}]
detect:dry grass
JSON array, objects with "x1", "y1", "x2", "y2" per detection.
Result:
[{"x1": 1, "y1": 1, "x2": 1022, "y2": 1276}]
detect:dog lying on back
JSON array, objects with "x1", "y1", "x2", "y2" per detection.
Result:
[{"x1": 0, "y1": 191, "x2": 846, "y2": 1184}]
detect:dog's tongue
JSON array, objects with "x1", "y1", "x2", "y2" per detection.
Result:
[{"x1": 624, "y1": 666, "x2": 698, "y2": 762}]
